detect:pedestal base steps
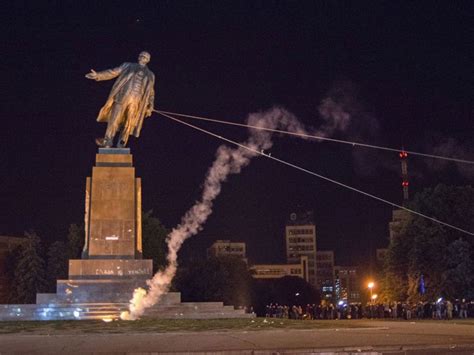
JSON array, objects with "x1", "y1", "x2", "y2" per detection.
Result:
[{"x1": 0, "y1": 292, "x2": 254, "y2": 320}]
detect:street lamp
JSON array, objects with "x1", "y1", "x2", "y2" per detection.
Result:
[{"x1": 368, "y1": 281, "x2": 374, "y2": 302}]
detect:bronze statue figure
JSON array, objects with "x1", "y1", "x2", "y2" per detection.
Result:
[{"x1": 85, "y1": 51, "x2": 155, "y2": 148}]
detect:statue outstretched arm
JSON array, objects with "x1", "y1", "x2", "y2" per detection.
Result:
[{"x1": 85, "y1": 63, "x2": 127, "y2": 81}]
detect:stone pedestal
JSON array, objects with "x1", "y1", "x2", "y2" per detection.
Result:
[
  {"x1": 83, "y1": 147, "x2": 143, "y2": 259},
  {"x1": 56, "y1": 148, "x2": 153, "y2": 303}
]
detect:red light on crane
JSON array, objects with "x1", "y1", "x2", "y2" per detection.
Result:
[{"x1": 399, "y1": 151, "x2": 408, "y2": 158}]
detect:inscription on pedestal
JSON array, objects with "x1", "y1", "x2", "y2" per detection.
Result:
[{"x1": 69, "y1": 259, "x2": 152, "y2": 279}]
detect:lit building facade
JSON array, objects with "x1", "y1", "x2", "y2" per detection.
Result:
[
  {"x1": 316, "y1": 250, "x2": 335, "y2": 300},
  {"x1": 249, "y1": 256, "x2": 308, "y2": 281},
  {"x1": 334, "y1": 265, "x2": 360, "y2": 303},
  {"x1": 207, "y1": 240, "x2": 247, "y2": 263},
  {"x1": 285, "y1": 211, "x2": 317, "y2": 288}
]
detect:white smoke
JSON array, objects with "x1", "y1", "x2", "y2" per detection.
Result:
[
  {"x1": 121, "y1": 107, "x2": 306, "y2": 320},
  {"x1": 120, "y1": 84, "x2": 380, "y2": 320},
  {"x1": 316, "y1": 81, "x2": 364, "y2": 137},
  {"x1": 428, "y1": 137, "x2": 474, "y2": 178},
  {"x1": 316, "y1": 80, "x2": 382, "y2": 176},
  {"x1": 317, "y1": 97, "x2": 352, "y2": 136}
]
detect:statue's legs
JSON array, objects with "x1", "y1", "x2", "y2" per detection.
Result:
[
  {"x1": 117, "y1": 101, "x2": 139, "y2": 148},
  {"x1": 103, "y1": 102, "x2": 126, "y2": 147},
  {"x1": 97, "y1": 97, "x2": 140, "y2": 148}
]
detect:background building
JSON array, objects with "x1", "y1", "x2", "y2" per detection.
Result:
[
  {"x1": 376, "y1": 248, "x2": 388, "y2": 264},
  {"x1": 207, "y1": 240, "x2": 247, "y2": 263},
  {"x1": 249, "y1": 256, "x2": 308, "y2": 281},
  {"x1": 334, "y1": 265, "x2": 360, "y2": 303},
  {"x1": 285, "y1": 211, "x2": 317, "y2": 288},
  {"x1": 0, "y1": 236, "x2": 26, "y2": 303},
  {"x1": 316, "y1": 250, "x2": 335, "y2": 300},
  {"x1": 389, "y1": 209, "x2": 411, "y2": 243}
]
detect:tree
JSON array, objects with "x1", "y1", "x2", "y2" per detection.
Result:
[
  {"x1": 46, "y1": 241, "x2": 68, "y2": 291},
  {"x1": 444, "y1": 239, "x2": 474, "y2": 299},
  {"x1": 13, "y1": 231, "x2": 47, "y2": 304},
  {"x1": 174, "y1": 256, "x2": 254, "y2": 307},
  {"x1": 252, "y1": 276, "x2": 319, "y2": 316},
  {"x1": 406, "y1": 222, "x2": 446, "y2": 301},
  {"x1": 408, "y1": 185, "x2": 474, "y2": 245},
  {"x1": 383, "y1": 184, "x2": 474, "y2": 301},
  {"x1": 142, "y1": 211, "x2": 168, "y2": 272},
  {"x1": 67, "y1": 224, "x2": 84, "y2": 259},
  {"x1": 4, "y1": 245, "x2": 22, "y2": 303},
  {"x1": 383, "y1": 229, "x2": 410, "y2": 301}
]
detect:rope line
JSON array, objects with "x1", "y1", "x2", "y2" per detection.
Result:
[
  {"x1": 154, "y1": 109, "x2": 474, "y2": 165},
  {"x1": 156, "y1": 111, "x2": 474, "y2": 237}
]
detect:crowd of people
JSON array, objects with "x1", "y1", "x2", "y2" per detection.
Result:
[{"x1": 263, "y1": 299, "x2": 473, "y2": 320}]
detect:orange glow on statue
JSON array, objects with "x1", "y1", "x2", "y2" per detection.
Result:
[{"x1": 85, "y1": 51, "x2": 155, "y2": 148}]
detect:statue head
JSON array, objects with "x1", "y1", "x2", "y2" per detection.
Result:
[{"x1": 138, "y1": 51, "x2": 151, "y2": 65}]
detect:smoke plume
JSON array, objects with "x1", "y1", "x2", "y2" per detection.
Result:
[
  {"x1": 122, "y1": 79, "x2": 470, "y2": 319},
  {"x1": 121, "y1": 107, "x2": 305, "y2": 320},
  {"x1": 427, "y1": 136, "x2": 474, "y2": 178},
  {"x1": 316, "y1": 80, "x2": 382, "y2": 176}
]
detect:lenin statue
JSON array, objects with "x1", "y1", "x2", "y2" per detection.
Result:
[{"x1": 85, "y1": 51, "x2": 155, "y2": 148}]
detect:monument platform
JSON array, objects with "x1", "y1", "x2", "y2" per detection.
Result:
[
  {"x1": 0, "y1": 148, "x2": 253, "y2": 320},
  {"x1": 0, "y1": 292, "x2": 253, "y2": 320}
]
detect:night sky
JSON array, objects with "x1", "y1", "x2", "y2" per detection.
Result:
[{"x1": 2, "y1": 1, "x2": 473, "y2": 267}]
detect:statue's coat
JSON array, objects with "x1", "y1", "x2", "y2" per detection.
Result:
[{"x1": 95, "y1": 62, "x2": 155, "y2": 138}]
